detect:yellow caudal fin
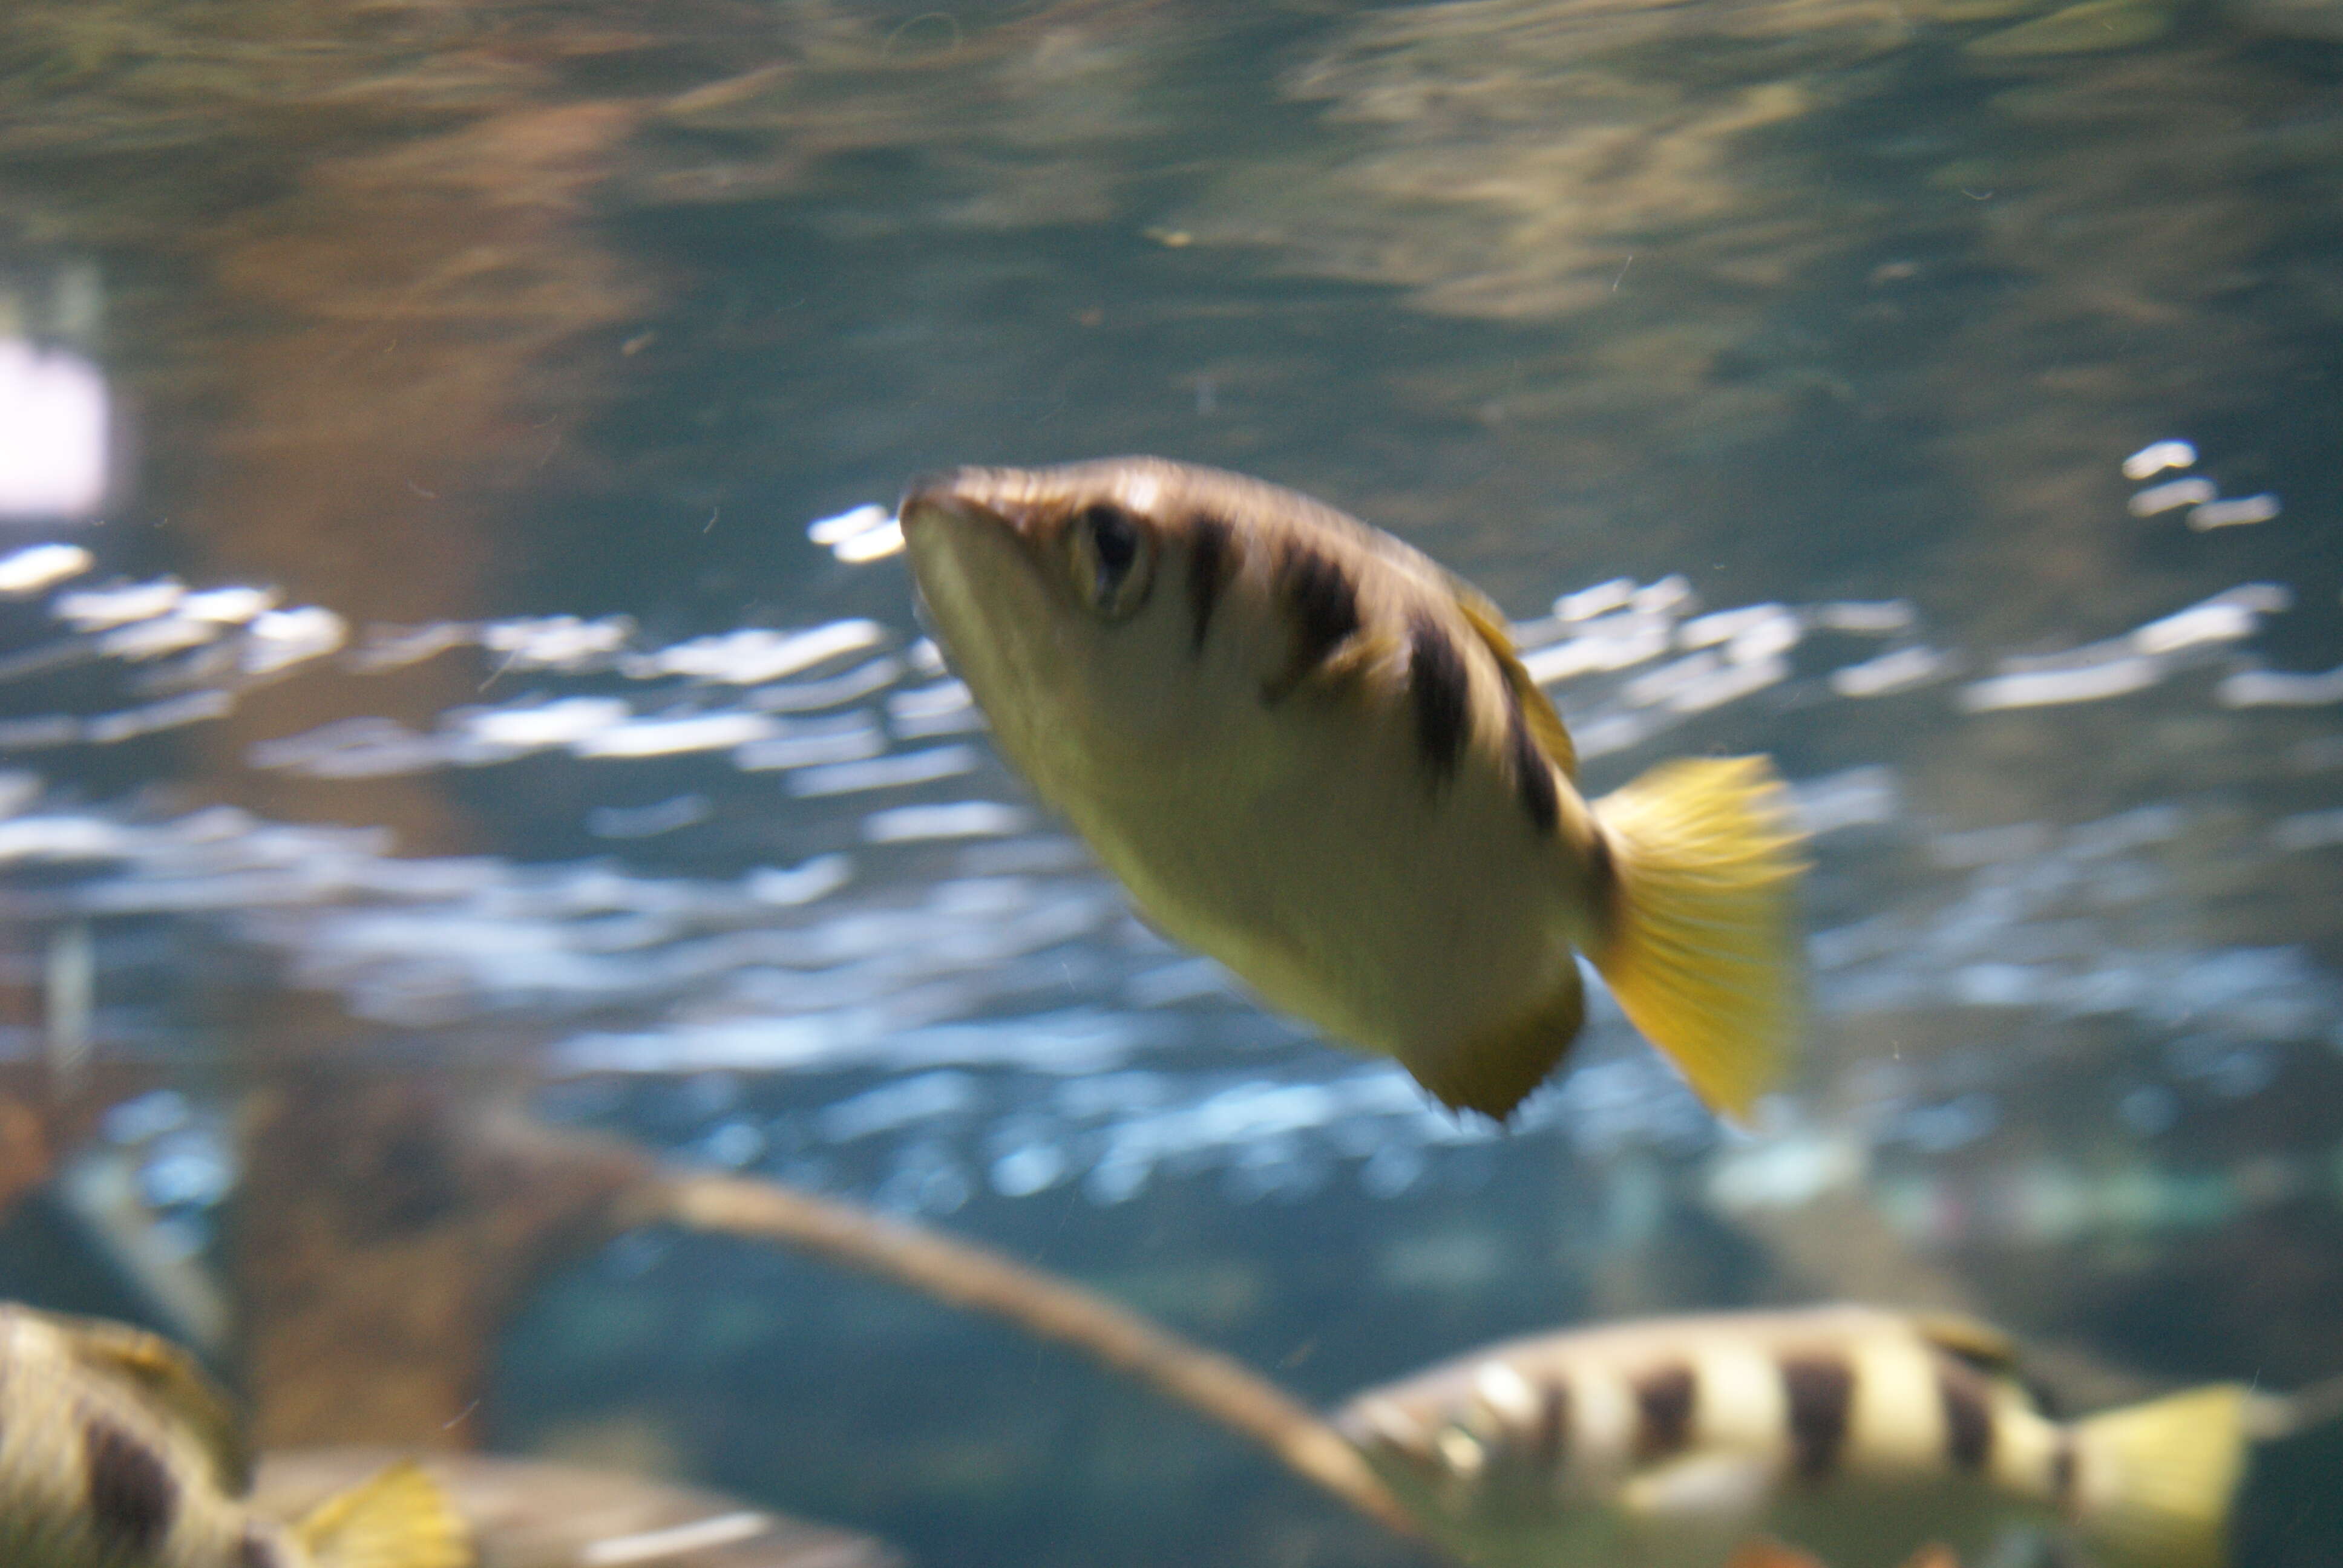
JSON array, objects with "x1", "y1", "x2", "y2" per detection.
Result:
[
  {"x1": 1585, "y1": 756, "x2": 1806, "y2": 1120},
  {"x1": 293, "y1": 1460, "x2": 473, "y2": 1568},
  {"x1": 2073, "y1": 1384, "x2": 2252, "y2": 1568}
]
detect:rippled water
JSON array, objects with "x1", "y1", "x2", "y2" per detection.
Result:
[{"x1": 1, "y1": 1, "x2": 2339, "y2": 1564}]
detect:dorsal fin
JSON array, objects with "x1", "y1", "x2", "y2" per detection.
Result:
[
  {"x1": 1913, "y1": 1312, "x2": 2022, "y2": 1374},
  {"x1": 33, "y1": 1307, "x2": 250, "y2": 1491},
  {"x1": 1453, "y1": 587, "x2": 1576, "y2": 779}
]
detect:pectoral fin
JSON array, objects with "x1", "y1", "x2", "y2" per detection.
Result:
[{"x1": 1619, "y1": 1450, "x2": 1775, "y2": 1522}]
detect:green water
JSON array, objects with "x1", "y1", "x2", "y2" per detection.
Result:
[{"x1": 0, "y1": 1, "x2": 2339, "y2": 1564}]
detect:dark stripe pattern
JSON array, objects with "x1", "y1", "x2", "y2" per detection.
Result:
[
  {"x1": 1529, "y1": 1377, "x2": 1571, "y2": 1475},
  {"x1": 1632, "y1": 1364, "x2": 1697, "y2": 1459},
  {"x1": 241, "y1": 1528, "x2": 287, "y2": 1568},
  {"x1": 1502, "y1": 688, "x2": 1561, "y2": 834},
  {"x1": 1778, "y1": 1354, "x2": 1855, "y2": 1482},
  {"x1": 1269, "y1": 546, "x2": 1360, "y2": 697},
  {"x1": 1583, "y1": 826, "x2": 1619, "y2": 915},
  {"x1": 1406, "y1": 615, "x2": 1472, "y2": 784},
  {"x1": 1185, "y1": 514, "x2": 1234, "y2": 655},
  {"x1": 2050, "y1": 1434, "x2": 2078, "y2": 1515},
  {"x1": 1936, "y1": 1356, "x2": 1996, "y2": 1473},
  {"x1": 83, "y1": 1416, "x2": 177, "y2": 1551}
]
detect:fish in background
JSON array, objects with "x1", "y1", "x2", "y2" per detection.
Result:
[
  {"x1": 899, "y1": 457, "x2": 1806, "y2": 1121},
  {"x1": 0, "y1": 1301, "x2": 471, "y2": 1568},
  {"x1": 1335, "y1": 1303, "x2": 2338, "y2": 1568}
]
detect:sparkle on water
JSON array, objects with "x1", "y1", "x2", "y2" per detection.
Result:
[{"x1": 3, "y1": 2, "x2": 2342, "y2": 1561}]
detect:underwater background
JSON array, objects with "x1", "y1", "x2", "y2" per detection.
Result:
[{"x1": 0, "y1": 0, "x2": 2339, "y2": 1564}]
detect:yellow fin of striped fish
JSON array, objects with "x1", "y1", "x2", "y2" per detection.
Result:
[
  {"x1": 292, "y1": 1460, "x2": 473, "y2": 1568},
  {"x1": 2074, "y1": 1383, "x2": 2251, "y2": 1568},
  {"x1": 1912, "y1": 1313, "x2": 2021, "y2": 1374},
  {"x1": 39, "y1": 1308, "x2": 249, "y2": 1491},
  {"x1": 1454, "y1": 590, "x2": 1577, "y2": 779},
  {"x1": 1585, "y1": 756, "x2": 1806, "y2": 1120},
  {"x1": 1416, "y1": 961, "x2": 1584, "y2": 1120}
]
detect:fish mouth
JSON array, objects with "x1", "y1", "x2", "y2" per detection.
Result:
[
  {"x1": 896, "y1": 474, "x2": 969, "y2": 545},
  {"x1": 898, "y1": 469, "x2": 1021, "y2": 544},
  {"x1": 897, "y1": 468, "x2": 971, "y2": 524},
  {"x1": 897, "y1": 471, "x2": 1055, "y2": 652},
  {"x1": 899, "y1": 465, "x2": 1080, "y2": 554},
  {"x1": 897, "y1": 471, "x2": 1058, "y2": 635}
]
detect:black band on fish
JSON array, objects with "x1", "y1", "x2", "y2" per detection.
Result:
[
  {"x1": 1632, "y1": 1364, "x2": 1697, "y2": 1460},
  {"x1": 1502, "y1": 684, "x2": 1561, "y2": 834},
  {"x1": 241, "y1": 1528, "x2": 287, "y2": 1568},
  {"x1": 1264, "y1": 544, "x2": 1361, "y2": 701},
  {"x1": 83, "y1": 1415, "x2": 178, "y2": 1550},
  {"x1": 1186, "y1": 513, "x2": 1235, "y2": 656},
  {"x1": 1936, "y1": 1356, "x2": 1996, "y2": 1473},
  {"x1": 1584, "y1": 823, "x2": 1619, "y2": 913},
  {"x1": 2050, "y1": 1432, "x2": 2078, "y2": 1516},
  {"x1": 1530, "y1": 1376, "x2": 1571, "y2": 1476},
  {"x1": 1779, "y1": 1354, "x2": 1855, "y2": 1482},
  {"x1": 1407, "y1": 614, "x2": 1472, "y2": 785}
]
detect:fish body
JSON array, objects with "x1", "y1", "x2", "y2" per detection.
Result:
[
  {"x1": 899, "y1": 457, "x2": 1803, "y2": 1119},
  {"x1": 1335, "y1": 1304, "x2": 2255, "y2": 1568},
  {"x1": 0, "y1": 1302, "x2": 470, "y2": 1568}
]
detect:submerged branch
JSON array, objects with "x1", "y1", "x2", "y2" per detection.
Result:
[{"x1": 642, "y1": 1169, "x2": 1424, "y2": 1543}]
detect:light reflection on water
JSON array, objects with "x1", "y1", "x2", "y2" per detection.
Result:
[
  {"x1": 3, "y1": 2, "x2": 2343, "y2": 1559},
  {"x1": 0, "y1": 465, "x2": 2335, "y2": 1222}
]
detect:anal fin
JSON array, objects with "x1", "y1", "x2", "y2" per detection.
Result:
[{"x1": 1407, "y1": 964, "x2": 1584, "y2": 1120}]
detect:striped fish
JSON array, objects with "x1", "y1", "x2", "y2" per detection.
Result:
[
  {"x1": 1334, "y1": 1304, "x2": 2266, "y2": 1568},
  {"x1": 899, "y1": 457, "x2": 1804, "y2": 1120},
  {"x1": 0, "y1": 1302, "x2": 470, "y2": 1568}
]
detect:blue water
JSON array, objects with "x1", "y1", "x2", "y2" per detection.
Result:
[{"x1": 0, "y1": 1, "x2": 2339, "y2": 1563}]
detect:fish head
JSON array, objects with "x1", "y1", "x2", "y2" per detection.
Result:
[
  {"x1": 1336, "y1": 1379, "x2": 1636, "y2": 1568},
  {"x1": 898, "y1": 458, "x2": 1230, "y2": 797}
]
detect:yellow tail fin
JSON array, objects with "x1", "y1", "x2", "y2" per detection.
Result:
[
  {"x1": 1585, "y1": 756, "x2": 1805, "y2": 1120},
  {"x1": 292, "y1": 1459, "x2": 473, "y2": 1568},
  {"x1": 2073, "y1": 1384, "x2": 2252, "y2": 1568}
]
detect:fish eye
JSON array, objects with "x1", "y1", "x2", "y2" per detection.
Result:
[{"x1": 1066, "y1": 501, "x2": 1156, "y2": 622}]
